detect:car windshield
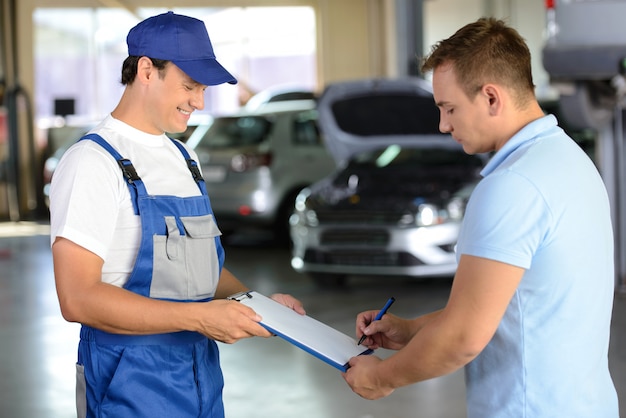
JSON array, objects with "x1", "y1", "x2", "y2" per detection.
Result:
[
  {"x1": 195, "y1": 116, "x2": 271, "y2": 148},
  {"x1": 330, "y1": 94, "x2": 442, "y2": 136}
]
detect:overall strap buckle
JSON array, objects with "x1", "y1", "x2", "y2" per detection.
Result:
[
  {"x1": 117, "y1": 159, "x2": 141, "y2": 184},
  {"x1": 185, "y1": 159, "x2": 204, "y2": 183}
]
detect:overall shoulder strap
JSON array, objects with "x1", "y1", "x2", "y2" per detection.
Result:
[
  {"x1": 80, "y1": 133, "x2": 146, "y2": 214},
  {"x1": 169, "y1": 138, "x2": 208, "y2": 195}
]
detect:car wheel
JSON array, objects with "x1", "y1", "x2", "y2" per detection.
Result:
[
  {"x1": 274, "y1": 189, "x2": 303, "y2": 247},
  {"x1": 309, "y1": 273, "x2": 348, "y2": 288}
]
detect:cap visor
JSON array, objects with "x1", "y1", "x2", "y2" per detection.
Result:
[{"x1": 174, "y1": 59, "x2": 237, "y2": 86}]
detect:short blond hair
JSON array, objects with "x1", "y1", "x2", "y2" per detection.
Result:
[{"x1": 421, "y1": 17, "x2": 536, "y2": 108}]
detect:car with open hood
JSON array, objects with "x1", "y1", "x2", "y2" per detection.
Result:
[{"x1": 289, "y1": 78, "x2": 486, "y2": 286}]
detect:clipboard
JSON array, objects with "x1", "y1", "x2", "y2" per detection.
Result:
[{"x1": 227, "y1": 291, "x2": 373, "y2": 372}]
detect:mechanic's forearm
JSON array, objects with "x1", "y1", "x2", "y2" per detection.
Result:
[
  {"x1": 83, "y1": 268, "x2": 249, "y2": 333},
  {"x1": 60, "y1": 281, "x2": 205, "y2": 335}
]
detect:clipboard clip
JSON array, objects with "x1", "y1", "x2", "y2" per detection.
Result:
[{"x1": 226, "y1": 291, "x2": 253, "y2": 302}]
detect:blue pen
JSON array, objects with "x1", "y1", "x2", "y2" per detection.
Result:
[{"x1": 358, "y1": 297, "x2": 396, "y2": 345}]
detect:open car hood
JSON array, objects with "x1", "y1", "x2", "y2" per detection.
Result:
[{"x1": 317, "y1": 77, "x2": 450, "y2": 165}]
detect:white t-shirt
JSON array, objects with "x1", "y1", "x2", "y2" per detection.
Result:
[{"x1": 50, "y1": 115, "x2": 203, "y2": 287}]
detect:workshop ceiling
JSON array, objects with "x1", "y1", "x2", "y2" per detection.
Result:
[
  {"x1": 31, "y1": 0, "x2": 314, "y2": 21},
  {"x1": 32, "y1": 0, "x2": 310, "y2": 11}
]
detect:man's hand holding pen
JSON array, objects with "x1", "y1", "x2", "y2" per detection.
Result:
[
  {"x1": 357, "y1": 297, "x2": 395, "y2": 346},
  {"x1": 344, "y1": 297, "x2": 408, "y2": 399},
  {"x1": 355, "y1": 297, "x2": 412, "y2": 350}
]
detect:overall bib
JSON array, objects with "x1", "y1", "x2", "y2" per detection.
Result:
[{"x1": 76, "y1": 134, "x2": 226, "y2": 418}]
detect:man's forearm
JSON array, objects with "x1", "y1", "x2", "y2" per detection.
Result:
[{"x1": 378, "y1": 310, "x2": 480, "y2": 388}]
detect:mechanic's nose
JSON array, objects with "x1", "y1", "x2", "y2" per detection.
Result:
[{"x1": 191, "y1": 90, "x2": 205, "y2": 111}]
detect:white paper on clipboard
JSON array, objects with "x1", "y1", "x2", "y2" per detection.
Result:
[{"x1": 227, "y1": 291, "x2": 373, "y2": 372}]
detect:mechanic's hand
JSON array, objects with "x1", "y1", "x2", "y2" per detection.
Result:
[
  {"x1": 194, "y1": 299, "x2": 273, "y2": 343},
  {"x1": 270, "y1": 293, "x2": 306, "y2": 315},
  {"x1": 342, "y1": 354, "x2": 394, "y2": 400}
]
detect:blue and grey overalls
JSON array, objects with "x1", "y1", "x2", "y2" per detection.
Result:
[{"x1": 76, "y1": 134, "x2": 226, "y2": 418}]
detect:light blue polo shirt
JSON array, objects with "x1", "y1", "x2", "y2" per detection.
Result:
[{"x1": 456, "y1": 115, "x2": 618, "y2": 417}]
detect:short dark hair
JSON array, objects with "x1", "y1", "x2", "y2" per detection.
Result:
[
  {"x1": 121, "y1": 56, "x2": 169, "y2": 85},
  {"x1": 421, "y1": 17, "x2": 535, "y2": 107}
]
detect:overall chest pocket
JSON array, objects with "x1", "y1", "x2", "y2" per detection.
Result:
[{"x1": 151, "y1": 214, "x2": 221, "y2": 300}]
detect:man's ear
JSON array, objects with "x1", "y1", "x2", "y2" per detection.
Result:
[
  {"x1": 135, "y1": 57, "x2": 155, "y2": 84},
  {"x1": 482, "y1": 84, "x2": 503, "y2": 116}
]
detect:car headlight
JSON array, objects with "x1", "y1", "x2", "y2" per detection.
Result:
[
  {"x1": 446, "y1": 197, "x2": 467, "y2": 221},
  {"x1": 292, "y1": 189, "x2": 319, "y2": 227},
  {"x1": 416, "y1": 203, "x2": 439, "y2": 226},
  {"x1": 303, "y1": 209, "x2": 319, "y2": 227},
  {"x1": 398, "y1": 213, "x2": 416, "y2": 226},
  {"x1": 291, "y1": 208, "x2": 318, "y2": 227},
  {"x1": 294, "y1": 196, "x2": 307, "y2": 212},
  {"x1": 399, "y1": 204, "x2": 444, "y2": 227}
]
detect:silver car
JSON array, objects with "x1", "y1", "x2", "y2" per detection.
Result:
[
  {"x1": 289, "y1": 78, "x2": 486, "y2": 286},
  {"x1": 188, "y1": 100, "x2": 336, "y2": 243}
]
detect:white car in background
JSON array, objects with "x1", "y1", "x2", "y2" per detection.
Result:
[
  {"x1": 188, "y1": 100, "x2": 336, "y2": 244},
  {"x1": 289, "y1": 78, "x2": 487, "y2": 287}
]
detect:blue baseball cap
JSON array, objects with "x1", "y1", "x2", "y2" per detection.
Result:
[{"x1": 127, "y1": 11, "x2": 237, "y2": 86}]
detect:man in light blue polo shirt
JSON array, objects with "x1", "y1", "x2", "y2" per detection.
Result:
[
  {"x1": 343, "y1": 17, "x2": 618, "y2": 417},
  {"x1": 457, "y1": 113, "x2": 616, "y2": 416}
]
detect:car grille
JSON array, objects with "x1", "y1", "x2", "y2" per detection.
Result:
[
  {"x1": 303, "y1": 249, "x2": 423, "y2": 267},
  {"x1": 315, "y1": 210, "x2": 404, "y2": 224},
  {"x1": 320, "y1": 229, "x2": 389, "y2": 246}
]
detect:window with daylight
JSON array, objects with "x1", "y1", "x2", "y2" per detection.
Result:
[{"x1": 33, "y1": 6, "x2": 317, "y2": 126}]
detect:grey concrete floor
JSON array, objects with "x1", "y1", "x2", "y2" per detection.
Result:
[{"x1": 0, "y1": 222, "x2": 624, "y2": 417}]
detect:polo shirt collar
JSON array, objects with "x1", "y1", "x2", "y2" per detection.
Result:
[{"x1": 480, "y1": 114, "x2": 558, "y2": 177}]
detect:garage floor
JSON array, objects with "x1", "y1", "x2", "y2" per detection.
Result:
[{"x1": 0, "y1": 222, "x2": 624, "y2": 418}]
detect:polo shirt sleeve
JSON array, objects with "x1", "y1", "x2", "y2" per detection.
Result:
[{"x1": 456, "y1": 170, "x2": 553, "y2": 269}]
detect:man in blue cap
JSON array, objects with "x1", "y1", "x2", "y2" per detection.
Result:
[{"x1": 49, "y1": 12, "x2": 305, "y2": 418}]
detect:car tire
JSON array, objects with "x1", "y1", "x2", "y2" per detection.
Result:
[
  {"x1": 274, "y1": 189, "x2": 305, "y2": 247},
  {"x1": 309, "y1": 273, "x2": 348, "y2": 288}
]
